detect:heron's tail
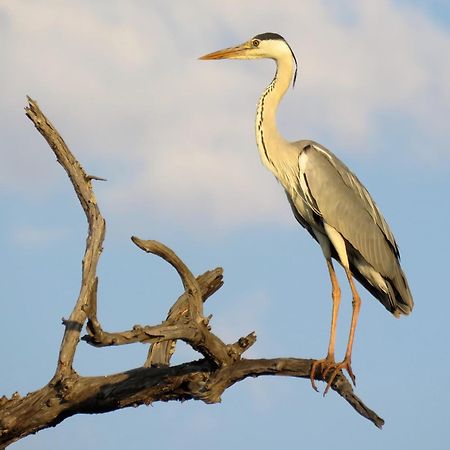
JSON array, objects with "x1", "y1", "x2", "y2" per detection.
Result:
[
  {"x1": 351, "y1": 263, "x2": 413, "y2": 317},
  {"x1": 387, "y1": 268, "x2": 413, "y2": 317}
]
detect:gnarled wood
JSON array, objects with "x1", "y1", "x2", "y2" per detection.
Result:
[
  {"x1": 25, "y1": 97, "x2": 106, "y2": 381},
  {"x1": 0, "y1": 98, "x2": 384, "y2": 448}
]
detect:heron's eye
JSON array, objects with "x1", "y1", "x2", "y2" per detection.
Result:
[{"x1": 252, "y1": 39, "x2": 260, "y2": 47}]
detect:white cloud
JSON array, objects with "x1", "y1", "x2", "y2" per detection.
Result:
[
  {"x1": 1, "y1": 0, "x2": 449, "y2": 232},
  {"x1": 104, "y1": 141, "x2": 288, "y2": 231},
  {"x1": 268, "y1": 0, "x2": 449, "y2": 149},
  {"x1": 12, "y1": 225, "x2": 69, "y2": 247}
]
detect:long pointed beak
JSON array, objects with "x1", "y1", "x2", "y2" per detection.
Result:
[{"x1": 198, "y1": 44, "x2": 249, "y2": 60}]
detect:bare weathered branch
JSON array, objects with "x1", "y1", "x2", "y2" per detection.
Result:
[
  {"x1": 85, "y1": 306, "x2": 237, "y2": 367},
  {"x1": 131, "y1": 237, "x2": 203, "y2": 320},
  {"x1": 204, "y1": 358, "x2": 384, "y2": 428},
  {"x1": 84, "y1": 268, "x2": 223, "y2": 350},
  {"x1": 226, "y1": 332, "x2": 257, "y2": 360},
  {"x1": 25, "y1": 97, "x2": 106, "y2": 380},
  {"x1": 129, "y1": 238, "x2": 241, "y2": 366},
  {"x1": 147, "y1": 268, "x2": 224, "y2": 367},
  {"x1": 0, "y1": 357, "x2": 383, "y2": 447}
]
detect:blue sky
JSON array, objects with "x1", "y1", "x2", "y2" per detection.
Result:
[{"x1": 1, "y1": 1, "x2": 449, "y2": 449}]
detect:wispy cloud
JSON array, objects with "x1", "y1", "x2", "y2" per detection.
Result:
[
  {"x1": 1, "y1": 0, "x2": 449, "y2": 232},
  {"x1": 12, "y1": 225, "x2": 69, "y2": 247}
]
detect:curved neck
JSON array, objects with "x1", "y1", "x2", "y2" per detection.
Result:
[{"x1": 255, "y1": 54, "x2": 294, "y2": 176}]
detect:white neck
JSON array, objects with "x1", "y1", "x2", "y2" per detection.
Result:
[{"x1": 255, "y1": 53, "x2": 295, "y2": 179}]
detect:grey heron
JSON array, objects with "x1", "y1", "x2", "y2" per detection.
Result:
[{"x1": 199, "y1": 32, "x2": 413, "y2": 394}]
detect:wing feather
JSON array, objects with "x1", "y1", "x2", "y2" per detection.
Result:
[{"x1": 297, "y1": 142, "x2": 398, "y2": 276}]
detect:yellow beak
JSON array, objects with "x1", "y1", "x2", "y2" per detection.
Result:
[{"x1": 198, "y1": 44, "x2": 249, "y2": 60}]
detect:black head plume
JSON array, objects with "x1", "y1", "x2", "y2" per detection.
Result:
[{"x1": 253, "y1": 32, "x2": 285, "y2": 41}]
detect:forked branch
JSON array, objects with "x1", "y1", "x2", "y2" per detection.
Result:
[{"x1": 0, "y1": 98, "x2": 383, "y2": 448}]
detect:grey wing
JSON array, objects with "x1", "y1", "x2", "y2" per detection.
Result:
[
  {"x1": 296, "y1": 141, "x2": 413, "y2": 314},
  {"x1": 298, "y1": 142, "x2": 396, "y2": 267}
]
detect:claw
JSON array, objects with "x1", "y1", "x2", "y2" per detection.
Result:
[
  {"x1": 347, "y1": 364, "x2": 356, "y2": 386},
  {"x1": 310, "y1": 361, "x2": 320, "y2": 392},
  {"x1": 310, "y1": 357, "x2": 335, "y2": 393},
  {"x1": 310, "y1": 357, "x2": 356, "y2": 396},
  {"x1": 322, "y1": 358, "x2": 356, "y2": 396}
]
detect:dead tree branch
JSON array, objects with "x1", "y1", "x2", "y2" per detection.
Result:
[
  {"x1": 0, "y1": 98, "x2": 384, "y2": 448},
  {"x1": 24, "y1": 96, "x2": 106, "y2": 381}
]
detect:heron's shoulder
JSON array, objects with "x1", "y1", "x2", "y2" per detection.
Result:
[{"x1": 293, "y1": 140, "x2": 346, "y2": 167}]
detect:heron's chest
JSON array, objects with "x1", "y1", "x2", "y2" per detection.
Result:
[
  {"x1": 257, "y1": 143, "x2": 300, "y2": 191},
  {"x1": 285, "y1": 150, "x2": 324, "y2": 229}
]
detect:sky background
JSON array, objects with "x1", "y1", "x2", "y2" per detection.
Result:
[{"x1": 1, "y1": 0, "x2": 449, "y2": 448}]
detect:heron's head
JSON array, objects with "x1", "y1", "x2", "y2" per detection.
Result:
[{"x1": 199, "y1": 32, "x2": 298, "y2": 85}]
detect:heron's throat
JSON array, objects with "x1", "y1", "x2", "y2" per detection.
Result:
[{"x1": 255, "y1": 56, "x2": 294, "y2": 176}]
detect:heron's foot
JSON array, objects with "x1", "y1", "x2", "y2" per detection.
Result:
[
  {"x1": 310, "y1": 356, "x2": 335, "y2": 393},
  {"x1": 310, "y1": 357, "x2": 356, "y2": 396}
]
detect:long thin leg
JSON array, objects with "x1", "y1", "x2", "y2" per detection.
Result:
[
  {"x1": 325, "y1": 259, "x2": 341, "y2": 359},
  {"x1": 310, "y1": 259, "x2": 341, "y2": 391},
  {"x1": 342, "y1": 269, "x2": 361, "y2": 376},
  {"x1": 322, "y1": 268, "x2": 361, "y2": 395},
  {"x1": 312, "y1": 224, "x2": 362, "y2": 395}
]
